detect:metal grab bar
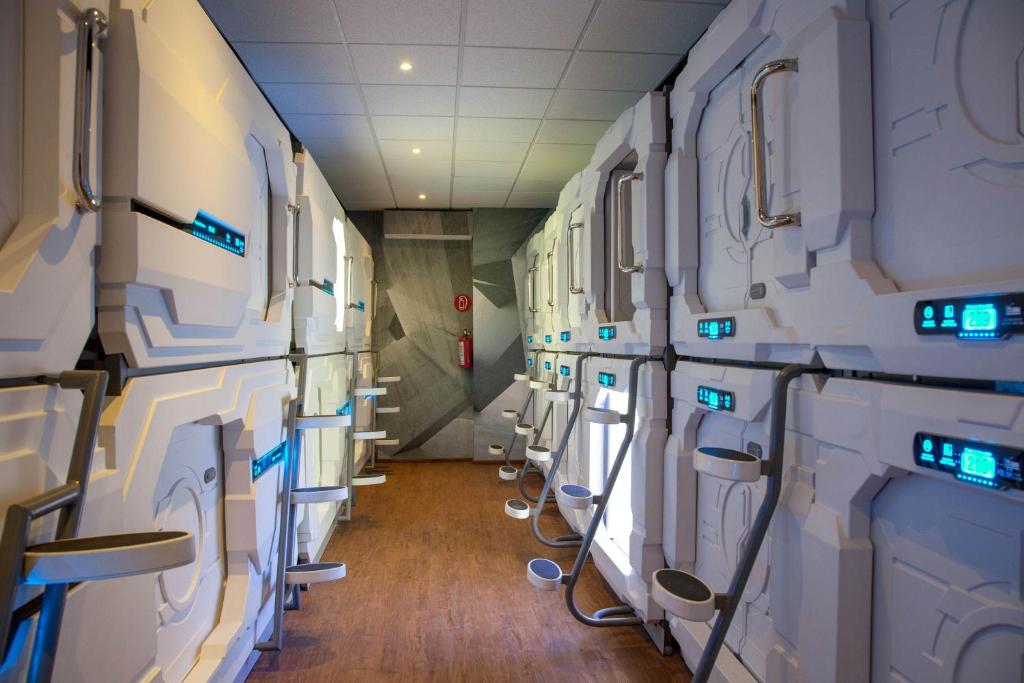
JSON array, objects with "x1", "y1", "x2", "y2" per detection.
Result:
[
  {"x1": 527, "y1": 256, "x2": 539, "y2": 313},
  {"x1": 289, "y1": 204, "x2": 301, "y2": 284},
  {"x1": 750, "y1": 59, "x2": 800, "y2": 228},
  {"x1": 72, "y1": 8, "x2": 108, "y2": 212},
  {"x1": 567, "y1": 222, "x2": 584, "y2": 294},
  {"x1": 344, "y1": 255, "x2": 355, "y2": 310},
  {"x1": 616, "y1": 173, "x2": 644, "y2": 274},
  {"x1": 546, "y1": 245, "x2": 555, "y2": 308}
]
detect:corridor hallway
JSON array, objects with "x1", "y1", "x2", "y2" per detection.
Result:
[{"x1": 249, "y1": 461, "x2": 688, "y2": 682}]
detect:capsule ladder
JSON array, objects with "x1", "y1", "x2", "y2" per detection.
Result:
[
  {"x1": 0, "y1": 371, "x2": 196, "y2": 682},
  {"x1": 651, "y1": 364, "x2": 810, "y2": 683}
]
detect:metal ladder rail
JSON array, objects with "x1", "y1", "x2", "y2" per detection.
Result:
[{"x1": 516, "y1": 399, "x2": 556, "y2": 504}]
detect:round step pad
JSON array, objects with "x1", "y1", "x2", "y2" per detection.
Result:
[
  {"x1": 513, "y1": 373, "x2": 530, "y2": 382},
  {"x1": 24, "y1": 531, "x2": 195, "y2": 585},
  {"x1": 377, "y1": 376, "x2": 401, "y2": 383},
  {"x1": 375, "y1": 439, "x2": 400, "y2": 446},
  {"x1": 583, "y1": 407, "x2": 622, "y2": 424},
  {"x1": 526, "y1": 445, "x2": 551, "y2": 463},
  {"x1": 376, "y1": 406, "x2": 401, "y2": 414},
  {"x1": 545, "y1": 390, "x2": 571, "y2": 403},
  {"x1": 501, "y1": 409, "x2": 520, "y2": 420},
  {"x1": 354, "y1": 387, "x2": 387, "y2": 397},
  {"x1": 296, "y1": 414, "x2": 351, "y2": 429},
  {"x1": 529, "y1": 379, "x2": 549, "y2": 390},
  {"x1": 498, "y1": 465, "x2": 518, "y2": 481},
  {"x1": 515, "y1": 423, "x2": 535, "y2": 436},
  {"x1": 556, "y1": 484, "x2": 593, "y2": 510},
  {"x1": 651, "y1": 569, "x2": 716, "y2": 622},
  {"x1": 527, "y1": 558, "x2": 563, "y2": 591},
  {"x1": 694, "y1": 446, "x2": 762, "y2": 482},
  {"x1": 285, "y1": 562, "x2": 346, "y2": 585},
  {"x1": 354, "y1": 430, "x2": 387, "y2": 440},
  {"x1": 504, "y1": 499, "x2": 530, "y2": 520},
  {"x1": 488, "y1": 444, "x2": 505, "y2": 456},
  {"x1": 353, "y1": 473, "x2": 386, "y2": 486},
  {"x1": 291, "y1": 485, "x2": 349, "y2": 504}
]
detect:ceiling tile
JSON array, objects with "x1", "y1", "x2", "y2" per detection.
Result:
[
  {"x1": 453, "y1": 176, "x2": 514, "y2": 193},
  {"x1": 562, "y1": 51, "x2": 679, "y2": 91},
  {"x1": 464, "y1": 0, "x2": 593, "y2": 49},
  {"x1": 513, "y1": 177, "x2": 568, "y2": 193},
  {"x1": 363, "y1": 85, "x2": 456, "y2": 116},
  {"x1": 547, "y1": 89, "x2": 643, "y2": 120},
  {"x1": 461, "y1": 48, "x2": 571, "y2": 89},
  {"x1": 263, "y1": 83, "x2": 364, "y2": 115},
  {"x1": 372, "y1": 116, "x2": 454, "y2": 141},
  {"x1": 350, "y1": 45, "x2": 459, "y2": 85},
  {"x1": 285, "y1": 114, "x2": 374, "y2": 140},
  {"x1": 384, "y1": 158, "x2": 453, "y2": 180},
  {"x1": 519, "y1": 143, "x2": 592, "y2": 180},
  {"x1": 536, "y1": 119, "x2": 610, "y2": 144},
  {"x1": 201, "y1": 0, "x2": 343, "y2": 42},
  {"x1": 303, "y1": 137, "x2": 380, "y2": 159},
  {"x1": 333, "y1": 0, "x2": 461, "y2": 44},
  {"x1": 377, "y1": 139, "x2": 452, "y2": 161},
  {"x1": 455, "y1": 140, "x2": 529, "y2": 163},
  {"x1": 581, "y1": 0, "x2": 723, "y2": 54},
  {"x1": 394, "y1": 193, "x2": 451, "y2": 209},
  {"x1": 458, "y1": 87, "x2": 553, "y2": 118},
  {"x1": 456, "y1": 117, "x2": 540, "y2": 142},
  {"x1": 233, "y1": 43, "x2": 354, "y2": 83},
  {"x1": 451, "y1": 190, "x2": 510, "y2": 208},
  {"x1": 453, "y1": 160, "x2": 522, "y2": 178},
  {"x1": 506, "y1": 191, "x2": 559, "y2": 208}
]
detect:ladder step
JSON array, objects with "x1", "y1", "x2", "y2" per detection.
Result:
[
  {"x1": 354, "y1": 387, "x2": 387, "y2": 397},
  {"x1": 354, "y1": 430, "x2": 387, "y2": 440},
  {"x1": 501, "y1": 409, "x2": 520, "y2": 420},
  {"x1": 526, "y1": 445, "x2": 551, "y2": 463},
  {"x1": 513, "y1": 373, "x2": 530, "y2": 382},
  {"x1": 545, "y1": 390, "x2": 571, "y2": 403},
  {"x1": 498, "y1": 465, "x2": 518, "y2": 481},
  {"x1": 529, "y1": 379, "x2": 550, "y2": 390},
  {"x1": 583, "y1": 407, "x2": 622, "y2": 425},
  {"x1": 693, "y1": 446, "x2": 763, "y2": 482},
  {"x1": 353, "y1": 472, "x2": 386, "y2": 486},
  {"x1": 375, "y1": 439, "x2": 400, "y2": 446},
  {"x1": 23, "y1": 531, "x2": 195, "y2": 585},
  {"x1": 504, "y1": 499, "x2": 530, "y2": 520},
  {"x1": 555, "y1": 483, "x2": 593, "y2": 510},
  {"x1": 376, "y1": 406, "x2": 401, "y2": 414},
  {"x1": 285, "y1": 562, "x2": 346, "y2": 585},
  {"x1": 291, "y1": 485, "x2": 349, "y2": 504},
  {"x1": 377, "y1": 376, "x2": 401, "y2": 383},
  {"x1": 651, "y1": 569, "x2": 717, "y2": 622},
  {"x1": 514, "y1": 422, "x2": 535, "y2": 436},
  {"x1": 296, "y1": 414, "x2": 351, "y2": 430},
  {"x1": 488, "y1": 443, "x2": 505, "y2": 456},
  {"x1": 526, "y1": 558, "x2": 563, "y2": 591}
]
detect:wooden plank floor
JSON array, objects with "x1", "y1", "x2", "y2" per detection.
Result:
[{"x1": 249, "y1": 461, "x2": 691, "y2": 682}]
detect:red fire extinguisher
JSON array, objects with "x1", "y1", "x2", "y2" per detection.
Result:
[{"x1": 458, "y1": 329, "x2": 473, "y2": 369}]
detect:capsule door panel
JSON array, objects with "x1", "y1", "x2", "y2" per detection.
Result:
[{"x1": 343, "y1": 218, "x2": 373, "y2": 352}]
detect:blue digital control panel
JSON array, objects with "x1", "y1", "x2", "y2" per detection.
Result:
[
  {"x1": 598, "y1": 325, "x2": 617, "y2": 341},
  {"x1": 251, "y1": 441, "x2": 286, "y2": 481},
  {"x1": 559, "y1": 365, "x2": 571, "y2": 377},
  {"x1": 697, "y1": 385, "x2": 735, "y2": 412},
  {"x1": 697, "y1": 317, "x2": 735, "y2": 340},
  {"x1": 337, "y1": 401, "x2": 352, "y2": 417},
  {"x1": 355, "y1": 300, "x2": 366, "y2": 312},
  {"x1": 527, "y1": 358, "x2": 533, "y2": 367},
  {"x1": 915, "y1": 294, "x2": 1023, "y2": 340},
  {"x1": 560, "y1": 331, "x2": 571, "y2": 342},
  {"x1": 544, "y1": 360, "x2": 552, "y2": 370},
  {"x1": 527, "y1": 336, "x2": 533, "y2": 344},
  {"x1": 314, "y1": 278, "x2": 334, "y2": 296},
  {"x1": 190, "y1": 211, "x2": 246, "y2": 256},
  {"x1": 598, "y1": 372, "x2": 616, "y2": 388},
  {"x1": 914, "y1": 432, "x2": 1023, "y2": 490},
  {"x1": 544, "y1": 334, "x2": 552, "y2": 344}
]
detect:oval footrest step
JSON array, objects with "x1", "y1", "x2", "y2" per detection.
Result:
[
  {"x1": 513, "y1": 373, "x2": 530, "y2": 382},
  {"x1": 498, "y1": 465, "x2": 518, "y2": 481},
  {"x1": 354, "y1": 430, "x2": 387, "y2": 440},
  {"x1": 375, "y1": 439, "x2": 400, "y2": 446},
  {"x1": 297, "y1": 414, "x2": 351, "y2": 430},
  {"x1": 694, "y1": 446, "x2": 763, "y2": 482},
  {"x1": 292, "y1": 485, "x2": 349, "y2": 504},
  {"x1": 501, "y1": 409, "x2": 520, "y2": 420},
  {"x1": 651, "y1": 569, "x2": 717, "y2": 622},
  {"x1": 285, "y1": 562, "x2": 346, "y2": 585},
  {"x1": 377, "y1": 376, "x2": 401, "y2": 383},
  {"x1": 545, "y1": 390, "x2": 571, "y2": 403},
  {"x1": 583, "y1": 407, "x2": 622, "y2": 425},
  {"x1": 504, "y1": 499, "x2": 530, "y2": 520},
  {"x1": 376, "y1": 406, "x2": 401, "y2": 414},
  {"x1": 24, "y1": 531, "x2": 196, "y2": 585},
  {"x1": 514, "y1": 423, "x2": 535, "y2": 436},
  {"x1": 527, "y1": 558, "x2": 563, "y2": 591},
  {"x1": 488, "y1": 444, "x2": 505, "y2": 456},
  {"x1": 354, "y1": 387, "x2": 387, "y2": 397},
  {"x1": 526, "y1": 445, "x2": 551, "y2": 463},
  {"x1": 529, "y1": 380, "x2": 550, "y2": 390},
  {"x1": 353, "y1": 473, "x2": 387, "y2": 486},
  {"x1": 556, "y1": 484, "x2": 593, "y2": 510}
]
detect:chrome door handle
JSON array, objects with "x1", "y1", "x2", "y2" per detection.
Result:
[
  {"x1": 344, "y1": 256, "x2": 355, "y2": 309},
  {"x1": 750, "y1": 59, "x2": 800, "y2": 228},
  {"x1": 72, "y1": 8, "x2": 108, "y2": 213},
  {"x1": 546, "y1": 246, "x2": 555, "y2": 307},
  {"x1": 528, "y1": 264, "x2": 539, "y2": 313},
  {"x1": 616, "y1": 173, "x2": 644, "y2": 273},
  {"x1": 567, "y1": 222, "x2": 584, "y2": 294}
]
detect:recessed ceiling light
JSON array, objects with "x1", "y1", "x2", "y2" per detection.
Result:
[
  {"x1": 399, "y1": 61, "x2": 413, "y2": 71},
  {"x1": 418, "y1": 193, "x2": 427, "y2": 200},
  {"x1": 411, "y1": 147, "x2": 421, "y2": 155}
]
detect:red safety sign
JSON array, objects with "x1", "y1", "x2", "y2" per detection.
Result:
[{"x1": 454, "y1": 294, "x2": 472, "y2": 312}]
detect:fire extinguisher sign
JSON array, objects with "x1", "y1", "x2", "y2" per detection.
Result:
[{"x1": 454, "y1": 294, "x2": 472, "y2": 312}]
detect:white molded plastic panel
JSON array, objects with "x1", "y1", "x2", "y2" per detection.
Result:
[
  {"x1": 667, "y1": 0, "x2": 1024, "y2": 380},
  {"x1": 98, "y1": 0, "x2": 295, "y2": 368},
  {"x1": 521, "y1": 231, "x2": 546, "y2": 343},
  {"x1": 344, "y1": 218, "x2": 374, "y2": 352},
  {"x1": 544, "y1": 173, "x2": 586, "y2": 352},
  {"x1": 293, "y1": 152, "x2": 347, "y2": 355},
  {"x1": 0, "y1": 1, "x2": 107, "y2": 377},
  {"x1": 576, "y1": 92, "x2": 667, "y2": 355}
]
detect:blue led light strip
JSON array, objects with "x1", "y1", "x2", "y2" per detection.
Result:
[
  {"x1": 190, "y1": 211, "x2": 246, "y2": 256},
  {"x1": 251, "y1": 441, "x2": 286, "y2": 481}
]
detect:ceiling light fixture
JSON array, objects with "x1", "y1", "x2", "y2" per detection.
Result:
[
  {"x1": 418, "y1": 193, "x2": 427, "y2": 200},
  {"x1": 399, "y1": 61, "x2": 412, "y2": 71},
  {"x1": 412, "y1": 147, "x2": 421, "y2": 155}
]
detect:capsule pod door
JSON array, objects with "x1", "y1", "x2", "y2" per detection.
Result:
[
  {"x1": 546, "y1": 173, "x2": 583, "y2": 352},
  {"x1": 99, "y1": 0, "x2": 295, "y2": 368},
  {"x1": 343, "y1": 218, "x2": 374, "y2": 353},
  {"x1": 0, "y1": 0, "x2": 107, "y2": 378},
  {"x1": 520, "y1": 231, "x2": 546, "y2": 350},
  {"x1": 293, "y1": 151, "x2": 347, "y2": 355},
  {"x1": 577, "y1": 93, "x2": 667, "y2": 355},
  {"x1": 575, "y1": 356, "x2": 667, "y2": 621}
]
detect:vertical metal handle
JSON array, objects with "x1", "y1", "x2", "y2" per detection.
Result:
[
  {"x1": 72, "y1": 8, "x2": 108, "y2": 213},
  {"x1": 528, "y1": 256, "x2": 539, "y2": 313},
  {"x1": 567, "y1": 222, "x2": 584, "y2": 294},
  {"x1": 616, "y1": 173, "x2": 644, "y2": 274},
  {"x1": 750, "y1": 59, "x2": 800, "y2": 228},
  {"x1": 546, "y1": 246, "x2": 555, "y2": 307},
  {"x1": 344, "y1": 256, "x2": 355, "y2": 310}
]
